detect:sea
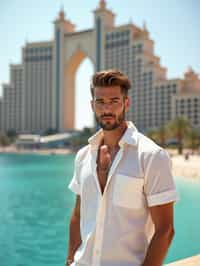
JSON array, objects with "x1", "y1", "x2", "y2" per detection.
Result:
[{"x1": 0, "y1": 153, "x2": 199, "y2": 266}]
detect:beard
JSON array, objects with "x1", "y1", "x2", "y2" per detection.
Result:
[{"x1": 95, "y1": 106, "x2": 126, "y2": 131}]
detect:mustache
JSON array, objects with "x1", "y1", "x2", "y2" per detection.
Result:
[{"x1": 101, "y1": 114, "x2": 115, "y2": 118}]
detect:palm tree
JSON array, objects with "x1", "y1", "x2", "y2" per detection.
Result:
[
  {"x1": 146, "y1": 128, "x2": 157, "y2": 142},
  {"x1": 167, "y1": 116, "x2": 191, "y2": 154},
  {"x1": 156, "y1": 125, "x2": 168, "y2": 147},
  {"x1": 43, "y1": 128, "x2": 58, "y2": 136},
  {"x1": 146, "y1": 125, "x2": 167, "y2": 147},
  {"x1": 0, "y1": 134, "x2": 11, "y2": 146},
  {"x1": 6, "y1": 129, "x2": 18, "y2": 143},
  {"x1": 186, "y1": 128, "x2": 200, "y2": 154}
]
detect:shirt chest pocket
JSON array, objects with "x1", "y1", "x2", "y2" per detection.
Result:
[{"x1": 113, "y1": 174, "x2": 145, "y2": 209}]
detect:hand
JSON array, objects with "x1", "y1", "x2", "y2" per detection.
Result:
[
  {"x1": 99, "y1": 145, "x2": 111, "y2": 171},
  {"x1": 65, "y1": 258, "x2": 73, "y2": 266}
]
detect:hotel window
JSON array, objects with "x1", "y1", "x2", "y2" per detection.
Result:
[
  {"x1": 180, "y1": 99, "x2": 185, "y2": 104},
  {"x1": 172, "y1": 85, "x2": 176, "y2": 93},
  {"x1": 181, "y1": 109, "x2": 185, "y2": 115},
  {"x1": 148, "y1": 72, "x2": 153, "y2": 81},
  {"x1": 137, "y1": 44, "x2": 143, "y2": 53}
]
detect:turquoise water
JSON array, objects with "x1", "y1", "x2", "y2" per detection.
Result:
[{"x1": 0, "y1": 153, "x2": 199, "y2": 266}]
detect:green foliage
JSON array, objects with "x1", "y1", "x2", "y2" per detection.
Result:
[
  {"x1": 186, "y1": 128, "x2": 200, "y2": 152},
  {"x1": 68, "y1": 127, "x2": 96, "y2": 147},
  {"x1": 6, "y1": 129, "x2": 18, "y2": 143},
  {"x1": 146, "y1": 125, "x2": 168, "y2": 147},
  {"x1": 6, "y1": 129, "x2": 17, "y2": 138},
  {"x1": 43, "y1": 128, "x2": 58, "y2": 136},
  {"x1": 0, "y1": 134, "x2": 11, "y2": 146},
  {"x1": 167, "y1": 116, "x2": 191, "y2": 154},
  {"x1": 146, "y1": 117, "x2": 200, "y2": 154}
]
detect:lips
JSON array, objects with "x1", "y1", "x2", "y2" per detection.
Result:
[{"x1": 102, "y1": 116, "x2": 114, "y2": 120}]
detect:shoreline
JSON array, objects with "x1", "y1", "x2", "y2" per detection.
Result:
[
  {"x1": 171, "y1": 154, "x2": 200, "y2": 181},
  {"x1": 0, "y1": 146, "x2": 74, "y2": 155},
  {"x1": 1, "y1": 146, "x2": 200, "y2": 180}
]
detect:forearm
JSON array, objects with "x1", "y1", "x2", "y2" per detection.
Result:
[
  {"x1": 67, "y1": 215, "x2": 82, "y2": 262},
  {"x1": 142, "y1": 229, "x2": 174, "y2": 266}
]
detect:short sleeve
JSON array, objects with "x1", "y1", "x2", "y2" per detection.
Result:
[
  {"x1": 144, "y1": 149, "x2": 179, "y2": 207},
  {"x1": 68, "y1": 152, "x2": 81, "y2": 195}
]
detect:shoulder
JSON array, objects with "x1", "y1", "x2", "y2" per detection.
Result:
[
  {"x1": 137, "y1": 132, "x2": 162, "y2": 154},
  {"x1": 136, "y1": 132, "x2": 171, "y2": 168}
]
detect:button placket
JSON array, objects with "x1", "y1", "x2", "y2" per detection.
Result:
[
  {"x1": 90, "y1": 149, "x2": 103, "y2": 196},
  {"x1": 91, "y1": 146, "x2": 124, "y2": 266},
  {"x1": 103, "y1": 147, "x2": 124, "y2": 195},
  {"x1": 92, "y1": 196, "x2": 106, "y2": 266}
]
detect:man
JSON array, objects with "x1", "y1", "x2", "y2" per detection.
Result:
[{"x1": 66, "y1": 70, "x2": 179, "y2": 266}]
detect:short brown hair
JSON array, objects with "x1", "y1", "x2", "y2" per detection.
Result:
[{"x1": 90, "y1": 69, "x2": 131, "y2": 98}]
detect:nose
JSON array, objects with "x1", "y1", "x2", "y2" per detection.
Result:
[{"x1": 103, "y1": 102, "x2": 112, "y2": 111}]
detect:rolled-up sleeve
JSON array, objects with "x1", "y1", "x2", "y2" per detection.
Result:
[
  {"x1": 68, "y1": 152, "x2": 81, "y2": 195},
  {"x1": 144, "y1": 149, "x2": 179, "y2": 207}
]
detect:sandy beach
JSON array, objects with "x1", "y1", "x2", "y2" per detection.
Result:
[
  {"x1": 171, "y1": 154, "x2": 200, "y2": 180},
  {"x1": 165, "y1": 149, "x2": 200, "y2": 180}
]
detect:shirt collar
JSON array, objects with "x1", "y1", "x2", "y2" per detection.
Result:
[{"x1": 88, "y1": 121, "x2": 138, "y2": 149}]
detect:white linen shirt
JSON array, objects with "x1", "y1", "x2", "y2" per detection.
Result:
[{"x1": 68, "y1": 121, "x2": 179, "y2": 266}]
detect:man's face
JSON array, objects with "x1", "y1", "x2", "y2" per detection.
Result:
[{"x1": 91, "y1": 86, "x2": 130, "y2": 131}]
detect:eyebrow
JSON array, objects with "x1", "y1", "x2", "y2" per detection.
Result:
[{"x1": 94, "y1": 97, "x2": 121, "y2": 101}]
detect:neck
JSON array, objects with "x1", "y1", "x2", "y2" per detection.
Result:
[{"x1": 102, "y1": 121, "x2": 128, "y2": 148}]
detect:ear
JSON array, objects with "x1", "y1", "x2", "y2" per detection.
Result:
[
  {"x1": 125, "y1": 96, "x2": 131, "y2": 112},
  {"x1": 90, "y1": 99, "x2": 94, "y2": 112}
]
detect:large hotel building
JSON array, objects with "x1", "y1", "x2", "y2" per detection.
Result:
[{"x1": 0, "y1": 0, "x2": 200, "y2": 134}]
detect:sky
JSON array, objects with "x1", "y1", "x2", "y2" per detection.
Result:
[{"x1": 0, "y1": 0, "x2": 200, "y2": 129}]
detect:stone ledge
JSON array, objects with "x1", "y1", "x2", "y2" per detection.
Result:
[{"x1": 166, "y1": 254, "x2": 200, "y2": 265}]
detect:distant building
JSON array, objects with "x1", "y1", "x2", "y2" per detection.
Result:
[
  {"x1": 22, "y1": 42, "x2": 53, "y2": 133},
  {"x1": 0, "y1": 0, "x2": 200, "y2": 134},
  {"x1": 11, "y1": 64, "x2": 24, "y2": 132},
  {"x1": 1, "y1": 64, "x2": 23, "y2": 134},
  {"x1": 0, "y1": 97, "x2": 2, "y2": 133},
  {"x1": 172, "y1": 69, "x2": 200, "y2": 128},
  {"x1": 1, "y1": 83, "x2": 16, "y2": 133},
  {"x1": 15, "y1": 133, "x2": 73, "y2": 149}
]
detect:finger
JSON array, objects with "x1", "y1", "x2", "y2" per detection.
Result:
[
  {"x1": 100, "y1": 145, "x2": 110, "y2": 161},
  {"x1": 100, "y1": 145, "x2": 109, "y2": 154},
  {"x1": 100, "y1": 152, "x2": 111, "y2": 169}
]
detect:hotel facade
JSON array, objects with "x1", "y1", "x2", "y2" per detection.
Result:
[{"x1": 0, "y1": 0, "x2": 200, "y2": 134}]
